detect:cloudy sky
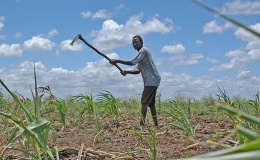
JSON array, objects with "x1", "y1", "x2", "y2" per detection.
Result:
[{"x1": 0, "y1": 0, "x2": 260, "y2": 100}]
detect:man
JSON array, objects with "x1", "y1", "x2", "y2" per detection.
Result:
[{"x1": 110, "y1": 35, "x2": 161, "y2": 127}]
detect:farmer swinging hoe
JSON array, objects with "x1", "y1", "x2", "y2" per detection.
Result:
[{"x1": 70, "y1": 34, "x2": 123, "y2": 72}]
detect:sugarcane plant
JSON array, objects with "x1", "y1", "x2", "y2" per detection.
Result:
[
  {"x1": 72, "y1": 93, "x2": 104, "y2": 146},
  {"x1": 97, "y1": 90, "x2": 121, "y2": 124},
  {"x1": 247, "y1": 92, "x2": 260, "y2": 117},
  {"x1": 184, "y1": 1, "x2": 260, "y2": 159},
  {"x1": 54, "y1": 98, "x2": 70, "y2": 131},
  {"x1": 0, "y1": 66, "x2": 59, "y2": 160},
  {"x1": 166, "y1": 99, "x2": 197, "y2": 138},
  {"x1": 129, "y1": 122, "x2": 157, "y2": 160},
  {"x1": 186, "y1": 102, "x2": 260, "y2": 160}
]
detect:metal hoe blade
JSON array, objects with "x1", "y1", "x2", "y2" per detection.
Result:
[{"x1": 70, "y1": 34, "x2": 81, "y2": 46}]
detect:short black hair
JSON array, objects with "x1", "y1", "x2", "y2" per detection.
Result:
[{"x1": 133, "y1": 35, "x2": 143, "y2": 44}]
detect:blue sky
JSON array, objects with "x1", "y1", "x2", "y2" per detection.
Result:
[{"x1": 0, "y1": 0, "x2": 260, "y2": 100}]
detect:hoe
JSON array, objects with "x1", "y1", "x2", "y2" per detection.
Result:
[{"x1": 70, "y1": 34, "x2": 123, "y2": 72}]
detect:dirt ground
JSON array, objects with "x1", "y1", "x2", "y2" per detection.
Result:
[{"x1": 1, "y1": 113, "x2": 234, "y2": 160}]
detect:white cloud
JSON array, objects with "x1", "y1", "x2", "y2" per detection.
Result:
[
  {"x1": 208, "y1": 62, "x2": 237, "y2": 71},
  {"x1": 206, "y1": 57, "x2": 218, "y2": 63},
  {"x1": 237, "y1": 71, "x2": 251, "y2": 79},
  {"x1": 81, "y1": 9, "x2": 112, "y2": 19},
  {"x1": 143, "y1": 17, "x2": 173, "y2": 33},
  {"x1": 251, "y1": 76, "x2": 260, "y2": 83},
  {"x1": 159, "y1": 72, "x2": 260, "y2": 100},
  {"x1": 59, "y1": 39, "x2": 84, "y2": 52},
  {"x1": 161, "y1": 44, "x2": 185, "y2": 54},
  {"x1": 169, "y1": 54, "x2": 203, "y2": 66},
  {"x1": 221, "y1": 0, "x2": 260, "y2": 15},
  {"x1": 19, "y1": 61, "x2": 46, "y2": 70},
  {"x1": 102, "y1": 19, "x2": 124, "y2": 30},
  {"x1": 191, "y1": 54, "x2": 204, "y2": 59},
  {"x1": 195, "y1": 40, "x2": 204, "y2": 46},
  {"x1": 235, "y1": 23, "x2": 260, "y2": 50},
  {"x1": 209, "y1": 49, "x2": 260, "y2": 72},
  {"x1": 106, "y1": 52, "x2": 119, "y2": 59},
  {"x1": 93, "y1": 9, "x2": 112, "y2": 19},
  {"x1": 203, "y1": 20, "x2": 223, "y2": 33},
  {"x1": 0, "y1": 23, "x2": 4, "y2": 31},
  {"x1": 81, "y1": 11, "x2": 92, "y2": 18},
  {"x1": 50, "y1": 67, "x2": 74, "y2": 74},
  {"x1": 226, "y1": 49, "x2": 260, "y2": 63},
  {"x1": 23, "y1": 36, "x2": 56, "y2": 51},
  {"x1": 246, "y1": 40, "x2": 260, "y2": 50},
  {"x1": 0, "y1": 60, "x2": 259, "y2": 101},
  {"x1": 203, "y1": 20, "x2": 232, "y2": 33},
  {"x1": 115, "y1": 3, "x2": 125, "y2": 10},
  {"x1": 225, "y1": 49, "x2": 245, "y2": 58},
  {"x1": 0, "y1": 68, "x2": 5, "y2": 74},
  {"x1": 247, "y1": 49, "x2": 260, "y2": 61},
  {"x1": 0, "y1": 16, "x2": 5, "y2": 30},
  {"x1": 48, "y1": 29, "x2": 58, "y2": 37},
  {"x1": 91, "y1": 14, "x2": 174, "y2": 52},
  {"x1": 235, "y1": 23, "x2": 260, "y2": 41},
  {"x1": 0, "y1": 43, "x2": 23, "y2": 57},
  {"x1": 13, "y1": 32, "x2": 22, "y2": 39}
]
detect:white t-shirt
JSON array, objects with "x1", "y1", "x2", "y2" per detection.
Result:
[{"x1": 130, "y1": 47, "x2": 161, "y2": 87}]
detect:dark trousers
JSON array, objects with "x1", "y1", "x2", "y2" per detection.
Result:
[{"x1": 140, "y1": 86, "x2": 158, "y2": 126}]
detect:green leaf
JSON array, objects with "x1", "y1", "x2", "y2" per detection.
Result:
[
  {"x1": 236, "y1": 125, "x2": 260, "y2": 142},
  {"x1": 0, "y1": 128, "x2": 24, "y2": 159},
  {"x1": 188, "y1": 139, "x2": 260, "y2": 159},
  {"x1": 187, "y1": 150, "x2": 260, "y2": 160},
  {"x1": 33, "y1": 64, "x2": 41, "y2": 120},
  {"x1": 217, "y1": 103, "x2": 260, "y2": 126},
  {"x1": 0, "y1": 80, "x2": 33, "y2": 123},
  {"x1": 27, "y1": 118, "x2": 50, "y2": 133}
]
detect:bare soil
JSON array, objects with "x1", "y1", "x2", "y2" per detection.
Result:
[{"x1": 1, "y1": 113, "x2": 234, "y2": 160}]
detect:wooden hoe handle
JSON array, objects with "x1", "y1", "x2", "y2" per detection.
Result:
[{"x1": 70, "y1": 34, "x2": 123, "y2": 72}]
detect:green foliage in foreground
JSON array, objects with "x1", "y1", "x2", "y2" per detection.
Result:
[
  {"x1": 0, "y1": 0, "x2": 259, "y2": 159},
  {"x1": 129, "y1": 125, "x2": 157, "y2": 160},
  {"x1": 186, "y1": 102, "x2": 260, "y2": 160},
  {"x1": 1, "y1": 80, "x2": 260, "y2": 159},
  {"x1": 185, "y1": 1, "x2": 260, "y2": 158},
  {"x1": 0, "y1": 67, "x2": 58, "y2": 160}
]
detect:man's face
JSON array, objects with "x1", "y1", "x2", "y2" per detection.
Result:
[{"x1": 132, "y1": 38, "x2": 142, "y2": 50}]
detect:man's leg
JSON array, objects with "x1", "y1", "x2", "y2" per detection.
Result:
[
  {"x1": 140, "y1": 86, "x2": 157, "y2": 126},
  {"x1": 140, "y1": 104, "x2": 147, "y2": 126},
  {"x1": 149, "y1": 103, "x2": 158, "y2": 126},
  {"x1": 149, "y1": 90, "x2": 158, "y2": 126}
]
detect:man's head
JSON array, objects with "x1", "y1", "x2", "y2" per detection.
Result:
[{"x1": 132, "y1": 35, "x2": 143, "y2": 51}]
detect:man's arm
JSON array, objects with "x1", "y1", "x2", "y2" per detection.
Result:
[
  {"x1": 124, "y1": 69, "x2": 140, "y2": 74},
  {"x1": 120, "y1": 69, "x2": 140, "y2": 76},
  {"x1": 110, "y1": 59, "x2": 140, "y2": 75},
  {"x1": 110, "y1": 59, "x2": 133, "y2": 66}
]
